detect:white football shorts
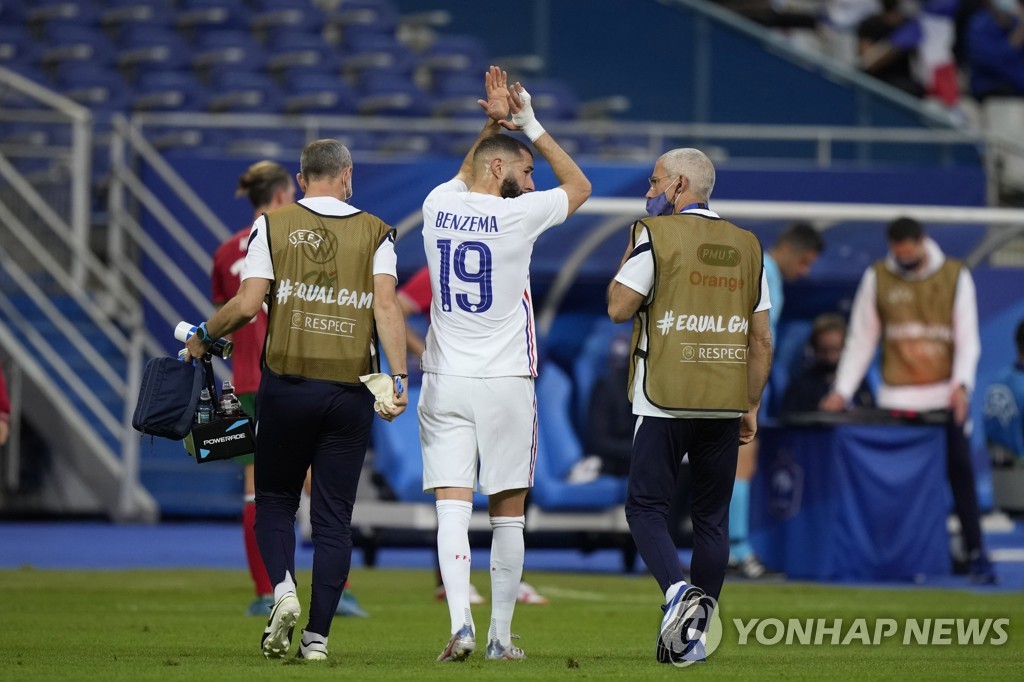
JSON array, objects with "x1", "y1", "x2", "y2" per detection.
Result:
[{"x1": 418, "y1": 372, "x2": 537, "y2": 495}]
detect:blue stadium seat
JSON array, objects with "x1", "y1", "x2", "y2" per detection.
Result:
[
  {"x1": 117, "y1": 27, "x2": 193, "y2": 77},
  {"x1": 100, "y1": 0, "x2": 176, "y2": 36},
  {"x1": 192, "y1": 29, "x2": 266, "y2": 74},
  {"x1": 0, "y1": 27, "x2": 40, "y2": 71},
  {"x1": 55, "y1": 64, "x2": 131, "y2": 112},
  {"x1": 0, "y1": 0, "x2": 27, "y2": 25},
  {"x1": 317, "y1": 128, "x2": 378, "y2": 153},
  {"x1": 206, "y1": 70, "x2": 283, "y2": 113},
  {"x1": 40, "y1": 24, "x2": 116, "y2": 70},
  {"x1": 281, "y1": 72, "x2": 358, "y2": 115},
  {"x1": 175, "y1": 0, "x2": 248, "y2": 38},
  {"x1": 417, "y1": 35, "x2": 488, "y2": 90},
  {"x1": 27, "y1": 1, "x2": 102, "y2": 30},
  {"x1": 523, "y1": 79, "x2": 579, "y2": 121},
  {"x1": 132, "y1": 70, "x2": 209, "y2": 112},
  {"x1": 250, "y1": 0, "x2": 326, "y2": 36},
  {"x1": 330, "y1": 0, "x2": 398, "y2": 37},
  {"x1": 265, "y1": 30, "x2": 342, "y2": 75},
  {"x1": 531, "y1": 362, "x2": 627, "y2": 511},
  {"x1": 572, "y1": 318, "x2": 631, "y2": 430},
  {"x1": 356, "y1": 72, "x2": 430, "y2": 116}
]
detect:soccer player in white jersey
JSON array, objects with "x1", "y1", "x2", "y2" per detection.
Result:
[{"x1": 419, "y1": 66, "x2": 591, "y2": 662}]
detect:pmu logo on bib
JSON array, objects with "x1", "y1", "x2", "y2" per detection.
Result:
[{"x1": 696, "y1": 243, "x2": 741, "y2": 267}]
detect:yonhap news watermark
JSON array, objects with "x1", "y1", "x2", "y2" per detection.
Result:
[{"x1": 732, "y1": 617, "x2": 1010, "y2": 646}]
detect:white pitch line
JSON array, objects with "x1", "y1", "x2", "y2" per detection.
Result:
[{"x1": 991, "y1": 549, "x2": 1024, "y2": 563}]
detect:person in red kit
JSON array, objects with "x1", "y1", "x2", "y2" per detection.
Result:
[
  {"x1": 0, "y1": 359, "x2": 10, "y2": 448},
  {"x1": 214, "y1": 161, "x2": 366, "y2": 618},
  {"x1": 398, "y1": 265, "x2": 548, "y2": 607}
]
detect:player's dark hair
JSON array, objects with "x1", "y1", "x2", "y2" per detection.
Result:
[
  {"x1": 1015, "y1": 319, "x2": 1024, "y2": 356},
  {"x1": 887, "y1": 217, "x2": 924, "y2": 242},
  {"x1": 473, "y1": 134, "x2": 532, "y2": 164},
  {"x1": 777, "y1": 221, "x2": 824, "y2": 254},
  {"x1": 236, "y1": 160, "x2": 291, "y2": 209}
]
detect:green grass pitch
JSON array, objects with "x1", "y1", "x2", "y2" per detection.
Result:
[{"x1": 1, "y1": 567, "x2": 1021, "y2": 680}]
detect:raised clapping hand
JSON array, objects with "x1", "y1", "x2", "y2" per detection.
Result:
[{"x1": 477, "y1": 65, "x2": 510, "y2": 123}]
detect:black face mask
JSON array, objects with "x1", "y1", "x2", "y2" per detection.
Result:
[
  {"x1": 816, "y1": 359, "x2": 839, "y2": 373},
  {"x1": 896, "y1": 258, "x2": 922, "y2": 273}
]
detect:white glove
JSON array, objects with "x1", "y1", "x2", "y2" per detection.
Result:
[
  {"x1": 511, "y1": 87, "x2": 545, "y2": 142},
  {"x1": 359, "y1": 373, "x2": 396, "y2": 414}
]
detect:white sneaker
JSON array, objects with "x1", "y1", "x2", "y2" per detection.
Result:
[
  {"x1": 517, "y1": 581, "x2": 549, "y2": 605},
  {"x1": 261, "y1": 592, "x2": 300, "y2": 659},
  {"x1": 297, "y1": 630, "x2": 328, "y2": 661}
]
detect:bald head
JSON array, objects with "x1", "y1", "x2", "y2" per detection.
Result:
[{"x1": 660, "y1": 148, "x2": 716, "y2": 202}]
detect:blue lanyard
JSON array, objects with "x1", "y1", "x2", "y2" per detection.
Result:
[{"x1": 680, "y1": 202, "x2": 709, "y2": 213}]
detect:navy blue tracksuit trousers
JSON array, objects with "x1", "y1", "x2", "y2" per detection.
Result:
[
  {"x1": 626, "y1": 415, "x2": 739, "y2": 602},
  {"x1": 253, "y1": 370, "x2": 374, "y2": 638}
]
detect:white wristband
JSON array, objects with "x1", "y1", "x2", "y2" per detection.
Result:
[{"x1": 520, "y1": 118, "x2": 545, "y2": 142}]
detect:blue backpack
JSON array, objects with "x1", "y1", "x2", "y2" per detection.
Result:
[{"x1": 132, "y1": 357, "x2": 205, "y2": 440}]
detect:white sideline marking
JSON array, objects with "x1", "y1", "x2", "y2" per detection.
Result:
[
  {"x1": 991, "y1": 549, "x2": 1024, "y2": 563},
  {"x1": 540, "y1": 587, "x2": 627, "y2": 602}
]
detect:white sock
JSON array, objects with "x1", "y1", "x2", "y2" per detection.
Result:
[
  {"x1": 301, "y1": 629, "x2": 327, "y2": 646},
  {"x1": 274, "y1": 570, "x2": 296, "y2": 603},
  {"x1": 665, "y1": 579, "x2": 688, "y2": 604},
  {"x1": 297, "y1": 488, "x2": 312, "y2": 542},
  {"x1": 487, "y1": 515, "x2": 525, "y2": 646},
  {"x1": 436, "y1": 499, "x2": 474, "y2": 635}
]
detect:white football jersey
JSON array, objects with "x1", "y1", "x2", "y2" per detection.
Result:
[{"x1": 421, "y1": 178, "x2": 568, "y2": 377}]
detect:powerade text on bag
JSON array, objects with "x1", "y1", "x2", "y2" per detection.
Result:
[{"x1": 132, "y1": 357, "x2": 204, "y2": 440}]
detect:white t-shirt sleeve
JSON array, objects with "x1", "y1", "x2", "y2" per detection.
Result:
[
  {"x1": 754, "y1": 267, "x2": 771, "y2": 313},
  {"x1": 614, "y1": 226, "x2": 654, "y2": 296},
  {"x1": 373, "y1": 232, "x2": 398, "y2": 278},
  {"x1": 517, "y1": 187, "x2": 569, "y2": 241},
  {"x1": 241, "y1": 216, "x2": 272, "y2": 281},
  {"x1": 952, "y1": 267, "x2": 980, "y2": 393},
  {"x1": 833, "y1": 267, "x2": 881, "y2": 400}
]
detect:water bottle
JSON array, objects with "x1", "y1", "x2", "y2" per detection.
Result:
[
  {"x1": 220, "y1": 380, "x2": 240, "y2": 417},
  {"x1": 196, "y1": 388, "x2": 214, "y2": 424},
  {"x1": 175, "y1": 321, "x2": 234, "y2": 360}
]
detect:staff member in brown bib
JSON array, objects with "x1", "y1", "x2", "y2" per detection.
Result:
[
  {"x1": 185, "y1": 139, "x2": 409, "y2": 661},
  {"x1": 821, "y1": 216, "x2": 996, "y2": 584},
  {"x1": 608, "y1": 148, "x2": 773, "y2": 664}
]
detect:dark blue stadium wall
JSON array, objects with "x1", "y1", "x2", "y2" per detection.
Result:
[{"x1": 393, "y1": 0, "x2": 947, "y2": 132}]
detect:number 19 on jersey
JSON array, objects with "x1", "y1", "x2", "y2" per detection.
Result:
[{"x1": 436, "y1": 239, "x2": 493, "y2": 314}]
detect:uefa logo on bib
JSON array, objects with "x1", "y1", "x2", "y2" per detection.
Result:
[{"x1": 666, "y1": 595, "x2": 723, "y2": 667}]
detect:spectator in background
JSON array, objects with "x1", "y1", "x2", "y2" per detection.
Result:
[
  {"x1": 857, "y1": 0, "x2": 926, "y2": 97},
  {"x1": 782, "y1": 313, "x2": 874, "y2": 413},
  {"x1": 730, "y1": 222, "x2": 823, "y2": 579},
  {"x1": 570, "y1": 335, "x2": 634, "y2": 483},
  {"x1": 821, "y1": 217, "x2": 996, "y2": 584},
  {"x1": 821, "y1": 0, "x2": 883, "y2": 65},
  {"x1": 966, "y1": 0, "x2": 1024, "y2": 100},
  {"x1": 0, "y1": 360, "x2": 10, "y2": 446},
  {"x1": 983, "y1": 319, "x2": 1024, "y2": 464}
]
